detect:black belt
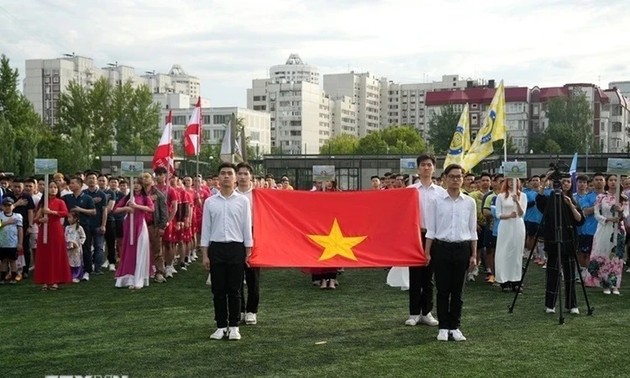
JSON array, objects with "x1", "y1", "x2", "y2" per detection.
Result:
[{"x1": 434, "y1": 239, "x2": 470, "y2": 248}]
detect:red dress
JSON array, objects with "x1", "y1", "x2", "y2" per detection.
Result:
[{"x1": 34, "y1": 197, "x2": 72, "y2": 285}]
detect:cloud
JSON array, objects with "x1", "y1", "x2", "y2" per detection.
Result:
[{"x1": 1, "y1": 0, "x2": 629, "y2": 107}]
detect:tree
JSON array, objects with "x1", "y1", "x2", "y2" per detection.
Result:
[
  {"x1": 0, "y1": 55, "x2": 48, "y2": 175},
  {"x1": 319, "y1": 134, "x2": 359, "y2": 154},
  {"x1": 56, "y1": 81, "x2": 95, "y2": 172},
  {"x1": 356, "y1": 132, "x2": 387, "y2": 154},
  {"x1": 114, "y1": 83, "x2": 160, "y2": 155},
  {"x1": 533, "y1": 90, "x2": 592, "y2": 154},
  {"x1": 56, "y1": 78, "x2": 160, "y2": 172},
  {"x1": 379, "y1": 125, "x2": 427, "y2": 154},
  {"x1": 426, "y1": 105, "x2": 461, "y2": 155},
  {"x1": 492, "y1": 136, "x2": 519, "y2": 156}
]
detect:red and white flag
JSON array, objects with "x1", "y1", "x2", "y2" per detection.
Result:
[
  {"x1": 184, "y1": 97, "x2": 202, "y2": 156},
  {"x1": 152, "y1": 111, "x2": 174, "y2": 172}
]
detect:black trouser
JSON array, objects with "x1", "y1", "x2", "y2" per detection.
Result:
[
  {"x1": 22, "y1": 234, "x2": 30, "y2": 274},
  {"x1": 105, "y1": 219, "x2": 117, "y2": 265},
  {"x1": 82, "y1": 225, "x2": 104, "y2": 274},
  {"x1": 432, "y1": 240, "x2": 470, "y2": 330},
  {"x1": 209, "y1": 242, "x2": 246, "y2": 328},
  {"x1": 409, "y1": 230, "x2": 432, "y2": 316},
  {"x1": 544, "y1": 242, "x2": 577, "y2": 309},
  {"x1": 240, "y1": 266, "x2": 260, "y2": 314}
]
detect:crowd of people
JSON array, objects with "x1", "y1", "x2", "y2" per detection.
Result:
[
  {"x1": 383, "y1": 158, "x2": 630, "y2": 339},
  {"x1": 1, "y1": 156, "x2": 629, "y2": 342}
]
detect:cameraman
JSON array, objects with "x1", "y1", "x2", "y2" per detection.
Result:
[{"x1": 536, "y1": 174, "x2": 584, "y2": 314}]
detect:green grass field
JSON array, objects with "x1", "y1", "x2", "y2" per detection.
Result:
[{"x1": 2, "y1": 263, "x2": 629, "y2": 378}]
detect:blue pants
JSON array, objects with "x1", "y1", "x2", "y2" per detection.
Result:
[{"x1": 82, "y1": 226, "x2": 105, "y2": 274}]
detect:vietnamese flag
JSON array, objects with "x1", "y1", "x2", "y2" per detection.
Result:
[{"x1": 250, "y1": 189, "x2": 425, "y2": 268}]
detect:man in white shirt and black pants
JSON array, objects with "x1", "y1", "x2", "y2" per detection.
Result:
[
  {"x1": 425, "y1": 163, "x2": 477, "y2": 342},
  {"x1": 201, "y1": 162, "x2": 253, "y2": 341},
  {"x1": 405, "y1": 154, "x2": 442, "y2": 327}
]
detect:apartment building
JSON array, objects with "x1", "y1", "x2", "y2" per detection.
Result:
[
  {"x1": 425, "y1": 84, "x2": 530, "y2": 153},
  {"x1": 382, "y1": 75, "x2": 484, "y2": 134},
  {"x1": 323, "y1": 71, "x2": 381, "y2": 137},
  {"x1": 161, "y1": 106, "x2": 271, "y2": 156},
  {"x1": 24, "y1": 55, "x2": 200, "y2": 126},
  {"x1": 247, "y1": 55, "x2": 330, "y2": 154}
]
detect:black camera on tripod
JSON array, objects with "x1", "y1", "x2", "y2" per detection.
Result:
[{"x1": 547, "y1": 161, "x2": 571, "y2": 193}]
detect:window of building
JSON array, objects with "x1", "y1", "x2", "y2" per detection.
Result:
[
  {"x1": 213, "y1": 114, "x2": 229, "y2": 124},
  {"x1": 213, "y1": 130, "x2": 225, "y2": 139}
]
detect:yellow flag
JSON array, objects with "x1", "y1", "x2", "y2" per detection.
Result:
[
  {"x1": 461, "y1": 81, "x2": 506, "y2": 172},
  {"x1": 491, "y1": 81, "x2": 506, "y2": 142},
  {"x1": 443, "y1": 103, "x2": 470, "y2": 169}
]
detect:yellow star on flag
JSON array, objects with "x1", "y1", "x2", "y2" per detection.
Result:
[{"x1": 307, "y1": 218, "x2": 367, "y2": 261}]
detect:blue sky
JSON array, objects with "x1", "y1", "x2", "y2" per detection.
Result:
[{"x1": 1, "y1": 0, "x2": 628, "y2": 107}]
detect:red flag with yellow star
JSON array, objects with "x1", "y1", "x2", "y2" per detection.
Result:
[{"x1": 249, "y1": 189, "x2": 425, "y2": 267}]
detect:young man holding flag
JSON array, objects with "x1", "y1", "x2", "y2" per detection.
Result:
[{"x1": 405, "y1": 154, "x2": 442, "y2": 328}]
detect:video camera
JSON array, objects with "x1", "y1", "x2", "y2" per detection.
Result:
[{"x1": 547, "y1": 160, "x2": 571, "y2": 192}]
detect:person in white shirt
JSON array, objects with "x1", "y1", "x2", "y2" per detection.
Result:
[
  {"x1": 425, "y1": 163, "x2": 477, "y2": 342},
  {"x1": 403, "y1": 154, "x2": 443, "y2": 327},
  {"x1": 235, "y1": 162, "x2": 260, "y2": 326},
  {"x1": 201, "y1": 162, "x2": 253, "y2": 341}
]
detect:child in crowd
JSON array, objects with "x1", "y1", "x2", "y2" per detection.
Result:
[
  {"x1": 65, "y1": 212, "x2": 86, "y2": 283},
  {"x1": 0, "y1": 197, "x2": 23, "y2": 284}
]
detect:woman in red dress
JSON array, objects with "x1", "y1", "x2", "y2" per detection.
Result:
[{"x1": 33, "y1": 181, "x2": 71, "y2": 290}]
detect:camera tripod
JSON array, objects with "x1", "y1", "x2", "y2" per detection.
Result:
[{"x1": 508, "y1": 187, "x2": 594, "y2": 324}]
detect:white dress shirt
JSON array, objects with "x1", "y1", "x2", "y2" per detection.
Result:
[
  {"x1": 408, "y1": 181, "x2": 447, "y2": 229},
  {"x1": 200, "y1": 190, "x2": 253, "y2": 248},
  {"x1": 425, "y1": 190, "x2": 478, "y2": 242}
]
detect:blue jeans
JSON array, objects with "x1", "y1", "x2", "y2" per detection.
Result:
[{"x1": 82, "y1": 226, "x2": 105, "y2": 273}]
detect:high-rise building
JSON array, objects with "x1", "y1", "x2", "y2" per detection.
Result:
[
  {"x1": 247, "y1": 54, "x2": 330, "y2": 154},
  {"x1": 24, "y1": 54, "x2": 200, "y2": 126},
  {"x1": 323, "y1": 72, "x2": 382, "y2": 137},
  {"x1": 382, "y1": 75, "x2": 484, "y2": 134}
]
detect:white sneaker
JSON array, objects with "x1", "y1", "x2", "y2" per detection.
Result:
[
  {"x1": 228, "y1": 326, "x2": 241, "y2": 340},
  {"x1": 626, "y1": 267, "x2": 630, "y2": 273},
  {"x1": 405, "y1": 315, "x2": 420, "y2": 326},
  {"x1": 570, "y1": 307, "x2": 580, "y2": 315},
  {"x1": 420, "y1": 313, "x2": 439, "y2": 326},
  {"x1": 205, "y1": 273, "x2": 212, "y2": 286},
  {"x1": 612, "y1": 288, "x2": 620, "y2": 295},
  {"x1": 171, "y1": 265, "x2": 178, "y2": 274},
  {"x1": 436, "y1": 329, "x2": 449, "y2": 341},
  {"x1": 101, "y1": 261, "x2": 109, "y2": 268},
  {"x1": 72, "y1": 278, "x2": 80, "y2": 283},
  {"x1": 467, "y1": 273, "x2": 475, "y2": 282},
  {"x1": 82, "y1": 272, "x2": 90, "y2": 281},
  {"x1": 603, "y1": 288, "x2": 612, "y2": 295},
  {"x1": 109, "y1": 264, "x2": 116, "y2": 272},
  {"x1": 245, "y1": 312, "x2": 257, "y2": 325},
  {"x1": 545, "y1": 307, "x2": 555, "y2": 314},
  {"x1": 450, "y1": 329, "x2": 467, "y2": 341},
  {"x1": 210, "y1": 328, "x2": 227, "y2": 340}
]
